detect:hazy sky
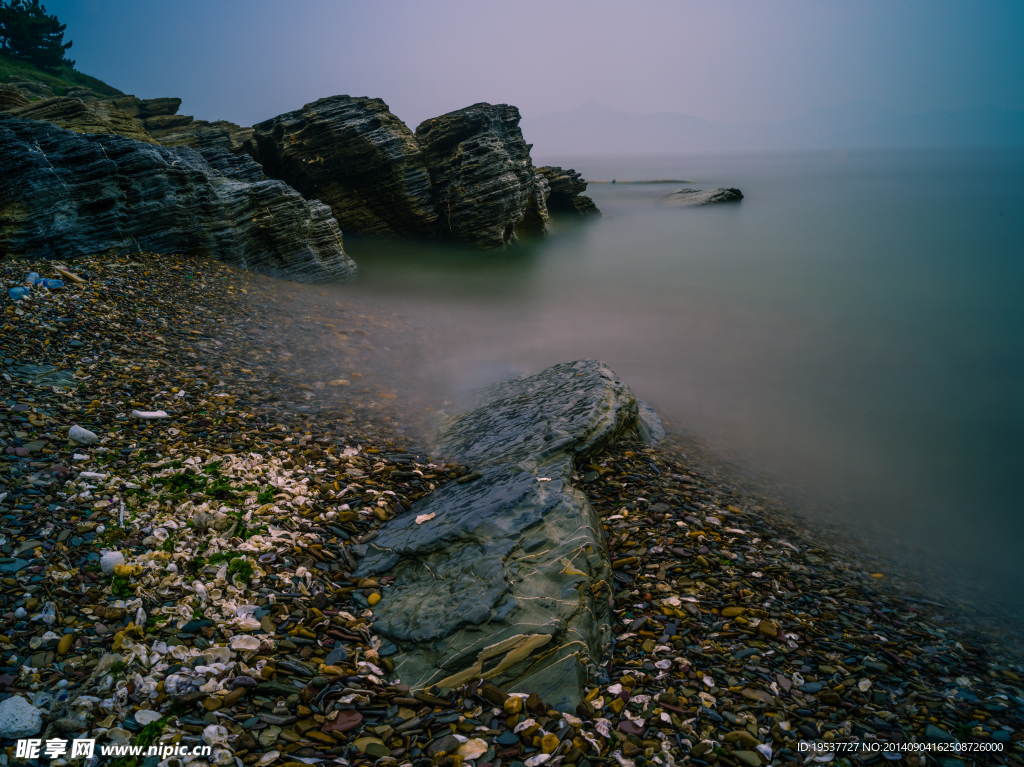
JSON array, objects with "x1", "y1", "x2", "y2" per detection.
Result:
[{"x1": 46, "y1": 0, "x2": 1024, "y2": 129}]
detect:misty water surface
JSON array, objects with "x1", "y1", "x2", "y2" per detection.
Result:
[{"x1": 327, "y1": 148, "x2": 1024, "y2": 632}]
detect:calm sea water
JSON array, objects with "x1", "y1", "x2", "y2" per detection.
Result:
[{"x1": 335, "y1": 148, "x2": 1024, "y2": 628}]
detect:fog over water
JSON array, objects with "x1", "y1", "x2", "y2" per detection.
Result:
[{"x1": 316, "y1": 148, "x2": 1024, "y2": 638}]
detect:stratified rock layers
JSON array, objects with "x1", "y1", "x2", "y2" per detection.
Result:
[
  {"x1": 415, "y1": 103, "x2": 550, "y2": 248},
  {"x1": 247, "y1": 96, "x2": 438, "y2": 239},
  {"x1": 356, "y1": 360, "x2": 643, "y2": 710},
  {"x1": 246, "y1": 98, "x2": 591, "y2": 248},
  {"x1": 0, "y1": 114, "x2": 356, "y2": 283},
  {"x1": 1, "y1": 96, "x2": 157, "y2": 144},
  {"x1": 536, "y1": 166, "x2": 601, "y2": 217}
]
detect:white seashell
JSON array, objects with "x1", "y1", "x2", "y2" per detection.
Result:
[
  {"x1": 230, "y1": 635, "x2": 260, "y2": 651},
  {"x1": 135, "y1": 709, "x2": 162, "y2": 725},
  {"x1": 458, "y1": 739, "x2": 488, "y2": 760},
  {"x1": 514, "y1": 718, "x2": 537, "y2": 734},
  {"x1": 203, "y1": 724, "x2": 230, "y2": 747},
  {"x1": 562, "y1": 712, "x2": 583, "y2": 727},
  {"x1": 206, "y1": 647, "x2": 231, "y2": 664}
]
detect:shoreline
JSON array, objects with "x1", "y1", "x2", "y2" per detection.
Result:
[{"x1": 1, "y1": 253, "x2": 1021, "y2": 765}]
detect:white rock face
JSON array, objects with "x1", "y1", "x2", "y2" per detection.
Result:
[
  {"x1": 0, "y1": 695, "x2": 43, "y2": 738},
  {"x1": 100, "y1": 550, "x2": 125, "y2": 574}
]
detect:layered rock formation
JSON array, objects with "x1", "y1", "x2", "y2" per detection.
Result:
[
  {"x1": 536, "y1": 166, "x2": 601, "y2": 216},
  {"x1": 2, "y1": 77, "x2": 252, "y2": 150},
  {"x1": 355, "y1": 359, "x2": 650, "y2": 710},
  {"x1": 246, "y1": 96, "x2": 439, "y2": 239},
  {"x1": 6, "y1": 75, "x2": 53, "y2": 100},
  {"x1": 0, "y1": 84, "x2": 30, "y2": 111},
  {"x1": 1, "y1": 96, "x2": 157, "y2": 143},
  {"x1": 99, "y1": 95, "x2": 252, "y2": 149},
  {"x1": 665, "y1": 187, "x2": 744, "y2": 206},
  {"x1": 415, "y1": 103, "x2": 551, "y2": 247},
  {"x1": 246, "y1": 97, "x2": 594, "y2": 248},
  {"x1": 0, "y1": 113, "x2": 356, "y2": 283}
]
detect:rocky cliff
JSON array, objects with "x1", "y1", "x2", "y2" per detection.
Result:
[
  {"x1": 4, "y1": 77, "x2": 251, "y2": 150},
  {"x1": 246, "y1": 97, "x2": 593, "y2": 248},
  {"x1": 246, "y1": 96, "x2": 439, "y2": 239},
  {"x1": 2, "y1": 95, "x2": 157, "y2": 144},
  {"x1": 6, "y1": 73, "x2": 598, "y2": 251},
  {"x1": 415, "y1": 103, "x2": 551, "y2": 248},
  {"x1": 0, "y1": 113, "x2": 356, "y2": 283},
  {"x1": 536, "y1": 165, "x2": 601, "y2": 216}
]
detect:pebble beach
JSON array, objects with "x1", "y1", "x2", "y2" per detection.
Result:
[{"x1": 1, "y1": 253, "x2": 1022, "y2": 767}]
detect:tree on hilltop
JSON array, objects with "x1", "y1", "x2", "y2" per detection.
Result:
[{"x1": 0, "y1": 0, "x2": 74, "y2": 71}]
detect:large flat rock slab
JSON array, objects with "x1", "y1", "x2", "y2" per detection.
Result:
[
  {"x1": 355, "y1": 359, "x2": 648, "y2": 710},
  {"x1": 355, "y1": 468, "x2": 612, "y2": 711},
  {"x1": 433, "y1": 358, "x2": 638, "y2": 472},
  {"x1": 664, "y1": 186, "x2": 744, "y2": 206}
]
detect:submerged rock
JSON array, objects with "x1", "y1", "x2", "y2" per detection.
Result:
[
  {"x1": 246, "y1": 95, "x2": 439, "y2": 238},
  {"x1": 415, "y1": 103, "x2": 552, "y2": 248},
  {"x1": 0, "y1": 113, "x2": 356, "y2": 283},
  {"x1": 665, "y1": 186, "x2": 744, "y2": 206},
  {"x1": 434, "y1": 359, "x2": 638, "y2": 472},
  {"x1": 358, "y1": 359, "x2": 643, "y2": 709},
  {"x1": 536, "y1": 165, "x2": 601, "y2": 216}
]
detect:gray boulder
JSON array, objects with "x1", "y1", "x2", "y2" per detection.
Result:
[
  {"x1": 664, "y1": 187, "x2": 744, "y2": 206},
  {"x1": 415, "y1": 103, "x2": 552, "y2": 248},
  {"x1": 245, "y1": 97, "x2": 590, "y2": 249},
  {"x1": 356, "y1": 359, "x2": 645, "y2": 710},
  {"x1": 246, "y1": 95, "x2": 439, "y2": 239},
  {"x1": 433, "y1": 359, "x2": 638, "y2": 472},
  {"x1": 0, "y1": 113, "x2": 356, "y2": 283},
  {"x1": 536, "y1": 166, "x2": 601, "y2": 217}
]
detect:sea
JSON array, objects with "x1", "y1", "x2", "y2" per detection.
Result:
[{"x1": 330, "y1": 148, "x2": 1024, "y2": 641}]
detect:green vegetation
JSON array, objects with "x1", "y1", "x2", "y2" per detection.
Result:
[
  {"x1": 200, "y1": 550, "x2": 256, "y2": 584},
  {"x1": 110, "y1": 574, "x2": 133, "y2": 598},
  {"x1": 110, "y1": 702, "x2": 185, "y2": 767},
  {"x1": 0, "y1": 0, "x2": 74, "y2": 71},
  {"x1": 0, "y1": 0, "x2": 121, "y2": 97},
  {"x1": 227, "y1": 557, "x2": 253, "y2": 585}
]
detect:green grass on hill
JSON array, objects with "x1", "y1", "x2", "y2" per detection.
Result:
[{"x1": 0, "y1": 52, "x2": 122, "y2": 98}]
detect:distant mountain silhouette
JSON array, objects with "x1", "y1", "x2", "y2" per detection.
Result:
[{"x1": 521, "y1": 101, "x2": 1024, "y2": 155}]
